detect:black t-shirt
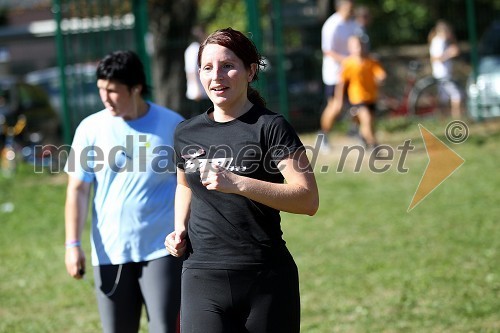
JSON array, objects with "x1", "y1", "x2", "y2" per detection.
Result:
[{"x1": 174, "y1": 105, "x2": 304, "y2": 269}]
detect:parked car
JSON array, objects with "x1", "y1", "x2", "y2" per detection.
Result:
[
  {"x1": 467, "y1": 20, "x2": 500, "y2": 120},
  {"x1": 24, "y1": 63, "x2": 101, "y2": 129},
  {"x1": 0, "y1": 77, "x2": 60, "y2": 146}
]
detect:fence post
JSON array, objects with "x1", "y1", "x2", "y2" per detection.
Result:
[
  {"x1": 271, "y1": 0, "x2": 289, "y2": 120},
  {"x1": 132, "y1": 0, "x2": 152, "y2": 101},
  {"x1": 245, "y1": 0, "x2": 268, "y2": 100},
  {"x1": 52, "y1": 0, "x2": 71, "y2": 145},
  {"x1": 466, "y1": 0, "x2": 480, "y2": 120}
]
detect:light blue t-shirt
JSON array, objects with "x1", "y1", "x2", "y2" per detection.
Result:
[{"x1": 66, "y1": 102, "x2": 184, "y2": 265}]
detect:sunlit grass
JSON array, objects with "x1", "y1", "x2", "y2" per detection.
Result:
[{"x1": 1, "y1": 119, "x2": 499, "y2": 332}]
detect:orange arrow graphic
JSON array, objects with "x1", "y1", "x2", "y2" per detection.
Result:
[{"x1": 408, "y1": 124, "x2": 465, "y2": 211}]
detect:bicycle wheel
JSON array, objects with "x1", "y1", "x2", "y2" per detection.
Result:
[{"x1": 407, "y1": 77, "x2": 451, "y2": 117}]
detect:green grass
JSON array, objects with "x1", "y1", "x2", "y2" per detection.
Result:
[{"x1": 1, "y1": 118, "x2": 499, "y2": 332}]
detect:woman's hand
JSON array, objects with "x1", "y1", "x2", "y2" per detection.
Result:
[
  {"x1": 65, "y1": 247, "x2": 86, "y2": 279},
  {"x1": 200, "y1": 165, "x2": 240, "y2": 193},
  {"x1": 165, "y1": 230, "x2": 187, "y2": 257}
]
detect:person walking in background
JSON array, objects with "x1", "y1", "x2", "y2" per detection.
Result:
[
  {"x1": 64, "y1": 50, "x2": 184, "y2": 333},
  {"x1": 164, "y1": 28, "x2": 319, "y2": 333},
  {"x1": 328, "y1": 35, "x2": 386, "y2": 149},
  {"x1": 428, "y1": 20, "x2": 463, "y2": 118},
  {"x1": 184, "y1": 25, "x2": 211, "y2": 117},
  {"x1": 318, "y1": 0, "x2": 359, "y2": 152},
  {"x1": 354, "y1": 5, "x2": 372, "y2": 52},
  {"x1": 347, "y1": 4, "x2": 373, "y2": 138}
]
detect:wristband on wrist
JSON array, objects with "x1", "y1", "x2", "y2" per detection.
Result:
[{"x1": 65, "y1": 240, "x2": 81, "y2": 249}]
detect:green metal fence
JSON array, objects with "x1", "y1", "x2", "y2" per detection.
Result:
[
  {"x1": 52, "y1": 0, "x2": 150, "y2": 144},
  {"x1": 245, "y1": 0, "x2": 500, "y2": 127},
  {"x1": 245, "y1": 0, "x2": 323, "y2": 132},
  {"x1": 50, "y1": 0, "x2": 499, "y2": 143}
]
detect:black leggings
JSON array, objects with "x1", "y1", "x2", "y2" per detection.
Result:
[
  {"x1": 180, "y1": 254, "x2": 300, "y2": 333},
  {"x1": 93, "y1": 255, "x2": 182, "y2": 333}
]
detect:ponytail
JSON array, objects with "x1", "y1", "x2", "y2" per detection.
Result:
[{"x1": 248, "y1": 86, "x2": 266, "y2": 107}]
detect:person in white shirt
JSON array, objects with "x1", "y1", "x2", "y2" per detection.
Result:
[
  {"x1": 184, "y1": 25, "x2": 211, "y2": 117},
  {"x1": 318, "y1": 0, "x2": 359, "y2": 151},
  {"x1": 428, "y1": 20, "x2": 463, "y2": 118}
]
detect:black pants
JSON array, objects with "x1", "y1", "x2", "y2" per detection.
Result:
[
  {"x1": 93, "y1": 255, "x2": 182, "y2": 333},
  {"x1": 180, "y1": 253, "x2": 300, "y2": 333}
]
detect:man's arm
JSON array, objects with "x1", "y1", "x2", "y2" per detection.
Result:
[
  {"x1": 443, "y1": 42, "x2": 460, "y2": 61},
  {"x1": 324, "y1": 49, "x2": 347, "y2": 63}
]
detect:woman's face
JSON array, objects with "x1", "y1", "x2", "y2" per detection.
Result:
[
  {"x1": 97, "y1": 79, "x2": 137, "y2": 120},
  {"x1": 199, "y1": 43, "x2": 255, "y2": 110}
]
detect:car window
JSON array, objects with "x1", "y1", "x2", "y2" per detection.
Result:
[
  {"x1": 18, "y1": 83, "x2": 50, "y2": 110},
  {"x1": 478, "y1": 56, "x2": 500, "y2": 73},
  {"x1": 479, "y1": 20, "x2": 500, "y2": 56}
]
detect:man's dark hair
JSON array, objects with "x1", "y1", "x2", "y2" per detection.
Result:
[{"x1": 96, "y1": 50, "x2": 150, "y2": 97}]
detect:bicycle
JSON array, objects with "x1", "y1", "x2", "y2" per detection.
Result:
[
  {"x1": 377, "y1": 60, "x2": 456, "y2": 119},
  {"x1": 407, "y1": 76, "x2": 462, "y2": 118}
]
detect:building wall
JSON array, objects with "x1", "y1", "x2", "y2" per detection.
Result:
[{"x1": 1, "y1": 5, "x2": 56, "y2": 76}]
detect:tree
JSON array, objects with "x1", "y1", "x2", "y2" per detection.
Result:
[
  {"x1": 147, "y1": 0, "x2": 242, "y2": 117},
  {"x1": 148, "y1": 0, "x2": 197, "y2": 117},
  {"x1": 0, "y1": 7, "x2": 8, "y2": 26}
]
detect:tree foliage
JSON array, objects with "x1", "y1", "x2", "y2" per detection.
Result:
[
  {"x1": 198, "y1": 0, "x2": 246, "y2": 32},
  {"x1": 315, "y1": 0, "x2": 498, "y2": 47}
]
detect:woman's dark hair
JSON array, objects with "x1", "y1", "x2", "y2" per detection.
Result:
[
  {"x1": 198, "y1": 27, "x2": 267, "y2": 107},
  {"x1": 96, "y1": 50, "x2": 150, "y2": 97}
]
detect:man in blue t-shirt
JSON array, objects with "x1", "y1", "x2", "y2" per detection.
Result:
[{"x1": 64, "y1": 50, "x2": 184, "y2": 333}]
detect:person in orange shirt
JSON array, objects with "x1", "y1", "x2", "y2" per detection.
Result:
[{"x1": 328, "y1": 34, "x2": 386, "y2": 148}]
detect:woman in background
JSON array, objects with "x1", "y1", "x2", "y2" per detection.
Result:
[{"x1": 428, "y1": 20, "x2": 463, "y2": 118}]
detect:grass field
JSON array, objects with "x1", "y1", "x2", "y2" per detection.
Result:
[{"x1": 0, "y1": 118, "x2": 499, "y2": 332}]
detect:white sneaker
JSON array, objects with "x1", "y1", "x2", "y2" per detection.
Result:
[{"x1": 318, "y1": 132, "x2": 332, "y2": 154}]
